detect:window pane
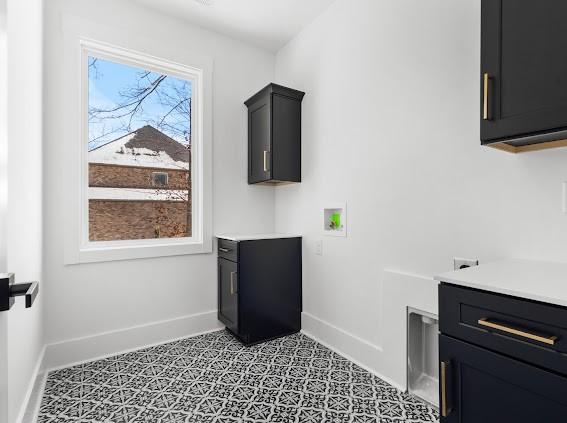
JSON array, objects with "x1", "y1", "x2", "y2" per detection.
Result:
[{"x1": 87, "y1": 56, "x2": 192, "y2": 241}]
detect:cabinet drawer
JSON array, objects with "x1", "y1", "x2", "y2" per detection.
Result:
[
  {"x1": 440, "y1": 283, "x2": 567, "y2": 376},
  {"x1": 218, "y1": 239, "x2": 238, "y2": 262}
]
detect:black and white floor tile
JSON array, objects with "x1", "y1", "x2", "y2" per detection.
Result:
[{"x1": 38, "y1": 330, "x2": 439, "y2": 422}]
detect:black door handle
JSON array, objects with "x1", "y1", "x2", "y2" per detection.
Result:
[
  {"x1": 0, "y1": 273, "x2": 40, "y2": 311},
  {"x1": 10, "y1": 281, "x2": 39, "y2": 308}
]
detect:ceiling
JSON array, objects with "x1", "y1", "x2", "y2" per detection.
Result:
[{"x1": 129, "y1": 0, "x2": 336, "y2": 52}]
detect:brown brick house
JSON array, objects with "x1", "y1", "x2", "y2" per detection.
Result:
[{"x1": 88, "y1": 125, "x2": 191, "y2": 241}]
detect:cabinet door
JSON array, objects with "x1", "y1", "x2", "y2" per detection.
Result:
[
  {"x1": 481, "y1": 0, "x2": 567, "y2": 142},
  {"x1": 218, "y1": 258, "x2": 238, "y2": 334},
  {"x1": 440, "y1": 335, "x2": 567, "y2": 422},
  {"x1": 248, "y1": 97, "x2": 271, "y2": 183}
]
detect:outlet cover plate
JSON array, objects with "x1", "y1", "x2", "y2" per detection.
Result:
[
  {"x1": 454, "y1": 258, "x2": 479, "y2": 271},
  {"x1": 315, "y1": 240, "x2": 323, "y2": 256}
]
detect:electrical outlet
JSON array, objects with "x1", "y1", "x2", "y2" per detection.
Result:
[
  {"x1": 315, "y1": 240, "x2": 323, "y2": 256},
  {"x1": 454, "y1": 257, "x2": 479, "y2": 271}
]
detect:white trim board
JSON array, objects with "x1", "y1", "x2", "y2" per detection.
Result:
[
  {"x1": 20, "y1": 371, "x2": 46, "y2": 423},
  {"x1": 15, "y1": 348, "x2": 44, "y2": 423},
  {"x1": 301, "y1": 312, "x2": 383, "y2": 356},
  {"x1": 41, "y1": 310, "x2": 223, "y2": 372},
  {"x1": 16, "y1": 346, "x2": 45, "y2": 423}
]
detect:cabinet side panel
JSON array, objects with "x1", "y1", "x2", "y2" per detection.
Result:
[
  {"x1": 239, "y1": 238, "x2": 302, "y2": 343},
  {"x1": 272, "y1": 94, "x2": 301, "y2": 182}
]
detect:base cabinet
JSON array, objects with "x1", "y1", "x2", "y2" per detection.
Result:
[
  {"x1": 439, "y1": 283, "x2": 567, "y2": 422},
  {"x1": 440, "y1": 335, "x2": 567, "y2": 422},
  {"x1": 217, "y1": 237, "x2": 302, "y2": 345}
]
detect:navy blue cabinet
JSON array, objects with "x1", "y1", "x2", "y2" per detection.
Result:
[
  {"x1": 217, "y1": 237, "x2": 302, "y2": 345},
  {"x1": 245, "y1": 84, "x2": 304, "y2": 185},
  {"x1": 439, "y1": 283, "x2": 567, "y2": 422},
  {"x1": 481, "y1": 0, "x2": 567, "y2": 152}
]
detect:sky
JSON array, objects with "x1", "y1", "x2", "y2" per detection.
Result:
[{"x1": 88, "y1": 56, "x2": 192, "y2": 150}]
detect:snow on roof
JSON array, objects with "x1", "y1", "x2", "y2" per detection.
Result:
[
  {"x1": 89, "y1": 125, "x2": 190, "y2": 170},
  {"x1": 89, "y1": 187, "x2": 188, "y2": 202}
]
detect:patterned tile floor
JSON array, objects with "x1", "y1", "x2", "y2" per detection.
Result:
[{"x1": 38, "y1": 330, "x2": 439, "y2": 422}]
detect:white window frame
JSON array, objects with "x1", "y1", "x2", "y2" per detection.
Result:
[{"x1": 64, "y1": 38, "x2": 212, "y2": 264}]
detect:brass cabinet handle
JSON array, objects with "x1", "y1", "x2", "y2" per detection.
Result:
[
  {"x1": 219, "y1": 247, "x2": 230, "y2": 253},
  {"x1": 440, "y1": 361, "x2": 452, "y2": 417},
  {"x1": 230, "y1": 271, "x2": 238, "y2": 295},
  {"x1": 483, "y1": 73, "x2": 491, "y2": 120},
  {"x1": 478, "y1": 318, "x2": 558, "y2": 346},
  {"x1": 263, "y1": 150, "x2": 269, "y2": 173}
]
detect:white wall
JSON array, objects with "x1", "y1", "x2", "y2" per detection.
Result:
[
  {"x1": 5, "y1": 0, "x2": 44, "y2": 421},
  {"x1": 275, "y1": 0, "x2": 567, "y2": 384},
  {"x1": 43, "y1": 0, "x2": 275, "y2": 365},
  {"x1": 0, "y1": 2, "x2": 8, "y2": 421}
]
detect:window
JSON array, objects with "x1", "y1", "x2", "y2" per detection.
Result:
[
  {"x1": 151, "y1": 172, "x2": 169, "y2": 187},
  {"x1": 87, "y1": 54, "x2": 193, "y2": 242},
  {"x1": 64, "y1": 38, "x2": 212, "y2": 263}
]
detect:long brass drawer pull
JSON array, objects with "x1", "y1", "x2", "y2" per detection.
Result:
[
  {"x1": 440, "y1": 361, "x2": 451, "y2": 417},
  {"x1": 483, "y1": 73, "x2": 491, "y2": 120},
  {"x1": 230, "y1": 271, "x2": 238, "y2": 295},
  {"x1": 478, "y1": 318, "x2": 558, "y2": 346},
  {"x1": 263, "y1": 150, "x2": 269, "y2": 172}
]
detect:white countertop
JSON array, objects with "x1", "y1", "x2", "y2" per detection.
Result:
[
  {"x1": 435, "y1": 259, "x2": 567, "y2": 308},
  {"x1": 216, "y1": 233, "x2": 302, "y2": 241}
]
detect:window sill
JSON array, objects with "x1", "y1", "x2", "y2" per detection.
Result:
[{"x1": 64, "y1": 238, "x2": 213, "y2": 264}]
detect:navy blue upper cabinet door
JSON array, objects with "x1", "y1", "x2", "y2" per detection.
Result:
[
  {"x1": 248, "y1": 97, "x2": 271, "y2": 184},
  {"x1": 481, "y1": 0, "x2": 567, "y2": 145}
]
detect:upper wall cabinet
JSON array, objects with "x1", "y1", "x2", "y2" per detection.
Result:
[
  {"x1": 245, "y1": 83, "x2": 305, "y2": 185},
  {"x1": 481, "y1": 0, "x2": 567, "y2": 153}
]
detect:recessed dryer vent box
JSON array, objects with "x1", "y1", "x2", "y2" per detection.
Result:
[{"x1": 407, "y1": 307, "x2": 439, "y2": 408}]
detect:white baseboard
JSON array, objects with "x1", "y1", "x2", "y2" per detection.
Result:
[
  {"x1": 16, "y1": 345, "x2": 45, "y2": 423},
  {"x1": 42, "y1": 310, "x2": 223, "y2": 372},
  {"x1": 20, "y1": 371, "x2": 47, "y2": 423},
  {"x1": 301, "y1": 312, "x2": 404, "y2": 391}
]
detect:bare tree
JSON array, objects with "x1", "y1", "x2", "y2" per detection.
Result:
[{"x1": 88, "y1": 57, "x2": 191, "y2": 147}]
